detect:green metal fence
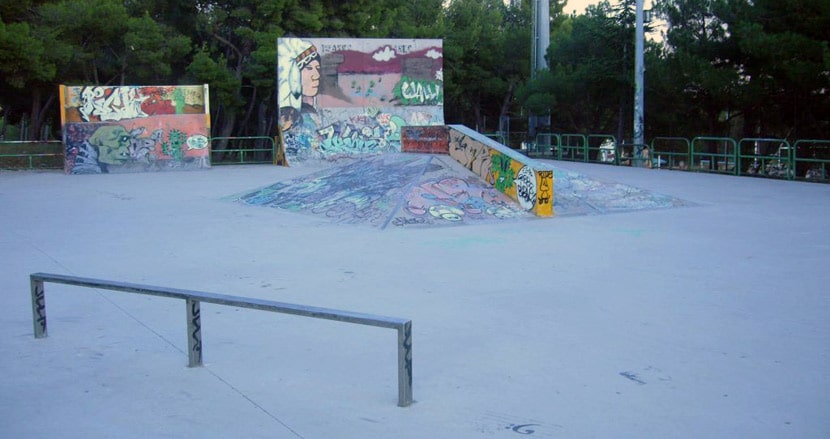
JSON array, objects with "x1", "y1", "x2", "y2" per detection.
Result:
[
  {"x1": 586, "y1": 134, "x2": 617, "y2": 165},
  {"x1": 650, "y1": 137, "x2": 691, "y2": 170},
  {"x1": 793, "y1": 140, "x2": 830, "y2": 182},
  {"x1": 737, "y1": 138, "x2": 792, "y2": 179},
  {"x1": 210, "y1": 136, "x2": 277, "y2": 165},
  {"x1": 532, "y1": 132, "x2": 829, "y2": 183},
  {"x1": 691, "y1": 137, "x2": 739, "y2": 175},
  {"x1": 0, "y1": 141, "x2": 63, "y2": 170},
  {"x1": 530, "y1": 133, "x2": 560, "y2": 158},
  {"x1": 559, "y1": 134, "x2": 588, "y2": 162}
]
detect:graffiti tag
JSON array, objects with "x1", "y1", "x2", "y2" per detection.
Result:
[
  {"x1": 515, "y1": 166, "x2": 538, "y2": 210},
  {"x1": 34, "y1": 283, "x2": 46, "y2": 334},
  {"x1": 537, "y1": 170, "x2": 553, "y2": 205},
  {"x1": 395, "y1": 77, "x2": 443, "y2": 105},
  {"x1": 318, "y1": 124, "x2": 380, "y2": 153},
  {"x1": 190, "y1": 302, "x2": 202, "y2": 354},
  {"x1": 491, "y1": 154, "x2": 516, "y2": 193},
  {"x1": 80, "y1": 86, "x2": 149, "y2": 122}
]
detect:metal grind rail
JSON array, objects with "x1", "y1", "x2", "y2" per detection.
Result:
[{"x1": 29, "y1": 272, "x2": 413, "y2": 407}]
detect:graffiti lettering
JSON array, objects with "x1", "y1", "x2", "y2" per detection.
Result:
[
  {"x1": 392, "y1": 44, "x2": 413, "y2": 54},
  {"x1": 506, "y1": 424, "x2": 540, "y2": 435},
  {"x1": 449, "y1": 132, "x2": 493, "y2": 184},
  {"x1": 395, "y1": 77, "x2": 443, "y2": 105},
  {"x1": 80, "y1": 86, "x2": 149, "y2": 122},
  {"x1": 515, "y1": 166, "x2": 538, "y2": 210},
  {"x1": 318, "y1": 124, "x2": 380, "y2": 154},
  {"x1": 391, "y1": 217, "x2": 429, "y2": 227},
  {"x1": 320, "y1": 43, "x2": 353, "y2": 54},
  {"x1": 536, "y1": 170, "x2": 553, "y2": 205}
]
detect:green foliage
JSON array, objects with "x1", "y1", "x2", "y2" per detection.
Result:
[
  {"x1": 1, "y1": 0, "x2": 827, "y2": 142},
  {"x1": 186, "y1": 48, "x2": 242, "y2": 108},
  {"x1": 518, "y1": 0, "x2": 830, "y2": 140}
]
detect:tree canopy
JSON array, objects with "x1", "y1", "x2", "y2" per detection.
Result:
[{"x1": 1, "y1": 0, "x2": 827, "y2": 143}]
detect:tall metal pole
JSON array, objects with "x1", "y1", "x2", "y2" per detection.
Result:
[
  {"x1": 530, "y1": 0, "x2": 550, "y2": 140},
  {"x1": 633, "y1": 0, "x2": 645, "y2": 165}
]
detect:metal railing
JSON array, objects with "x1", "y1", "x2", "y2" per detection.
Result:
[
  {"x1": 530, "y1": 132, "x2": 830, "y2": 183},
  {"x1": 30, "y1": 272, "x2": 413, "y2": 407},
  {"x1": 0, "y1": 141, "x2": 63, "y2": 170},
  {"x1": 690, "y1": 136, "x2": 739, "y2": 175},
  {"x1": 793, "y1": 140, "x2": 830, "y2": 181},
  {"x1": 210, "y1": 136, "x2": 278, "y2": 165}
]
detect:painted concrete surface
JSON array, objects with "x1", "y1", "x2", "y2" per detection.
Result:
[
  {"x1": 552, "y1": 165, "x2": 690, "y2": 216},
  {"x1": 235, "y1": 154, "x2": 533, "y2": 228},
  {"x1": 235, "y1": 154, "x2": 686, "y2": 227},
  {"x1": 1, "y1": 162, "x2": 829, "y2": 438}
]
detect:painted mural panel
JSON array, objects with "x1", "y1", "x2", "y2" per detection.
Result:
[
  {"x1": 60, "y1": 85, "x2": 210, "y2": 174},
  {"x1": 448, "y1": 125, "x2": 554, "y2": 217},
  {"x1": 277, "y1": 38, "x2": 444, "y2": 163}
]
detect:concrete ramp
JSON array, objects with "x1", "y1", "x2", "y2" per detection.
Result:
[
  {"x1": 239, "y1": 123, "x2": 688, "y2": 227},
  {"x1": 236, "y1": 153, "x2": 533, "y2": 229},
  {"x1": 552, "y1": 166, "x2": 690, "y2": 216}
]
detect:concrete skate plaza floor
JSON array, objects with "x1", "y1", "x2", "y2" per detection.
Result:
[{"x1": 2, "y1": 161, "x2": 828, "y2": 438}]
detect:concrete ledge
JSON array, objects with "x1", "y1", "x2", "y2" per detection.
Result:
[{"x1": 447, "y1": 125, "x2": 553, "y2": 217}]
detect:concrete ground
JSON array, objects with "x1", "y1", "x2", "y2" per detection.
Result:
[{"x1": 1, "y1": 160, "x2": 828, "y2": 438}]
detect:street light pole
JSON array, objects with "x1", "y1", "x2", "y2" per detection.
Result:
[{"x1": 633, "y1": 0, "x2": 645, "y2": 165}]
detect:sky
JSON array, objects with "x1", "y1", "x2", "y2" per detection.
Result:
[
  {"x1": 563, "y1": 0, "x2": 654, "y2": 16},
  {"x1": 564, "y1": 0, "x2": 606, "y2": 15}
]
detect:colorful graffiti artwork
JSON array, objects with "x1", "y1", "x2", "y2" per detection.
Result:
[
  {"x1": 277, "y1": 38, "x2": 444, "y2": 164},
  {"x1": 237, "y1": 154, "x2": 530, "y2": 228},
  {"x1": 447, "y1": 125, "x2": 554, "y2": 217},
  {"x1": 60, "y1": 85, "x2": 210, "y2": 174}
]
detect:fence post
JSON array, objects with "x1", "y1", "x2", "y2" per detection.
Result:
[
  {"x1": 397, "y1": 320, "x2": 413, "y2": 407},
  {"x1": 186, "y1": 298, "x2": 203, "y2": 367},
  {"x1": 31, "y1": 277, "x2": 47, "y2": 338}
]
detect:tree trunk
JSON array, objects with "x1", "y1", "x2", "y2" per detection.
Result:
[
  {"x1": 30, "y1": 90, "x2": 41, "y2": 141},
  {"x1": 255, "y1": 100, "x2": 271, "y2": 161},
  {"x1": 32, "y1": 91, "x2": 55, "y2": 140}
]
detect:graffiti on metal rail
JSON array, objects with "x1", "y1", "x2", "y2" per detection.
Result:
[
  {"x1": 278, "y1": 38, "x2": 444, "y2": 163},
  {"x1": 34, "y1": 283, "x2": 46, "y2": 334},
  {"x1": 402, "y1": 324, "x2": 413, "y2": 388},
  {"x1": 190, "y1": 302, "x2": 202, "y2": 355}
]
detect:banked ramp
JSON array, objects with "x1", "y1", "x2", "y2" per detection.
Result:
[
  {"x1": 237, "y1": 153, "x2": 534, "y2": 229},
  {"x1": 235, "y1": 124, "x2": 687, "y2": 227}
]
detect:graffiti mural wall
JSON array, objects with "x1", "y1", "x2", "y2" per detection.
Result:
[
  {"x1": 448, "y1": 125, "x2": 554, "y2": 217},
  {"x1": 277, "y1": 38, "x2": 444, "y2": 163},
  {"x1": 60, "y1": 85, "x2": 211, "y2": 174}
]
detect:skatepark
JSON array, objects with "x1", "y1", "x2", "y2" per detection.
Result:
[
  {"x1": 2, "y1": 154, "x2": 829, "y2": 438},
  {"x1": 1, "y1": 36, "x2": 828, "y2": 438}
]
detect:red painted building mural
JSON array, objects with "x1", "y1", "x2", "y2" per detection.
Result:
[{"x1": 59, "y1": 85, "x2": 211, "y2": 174}]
